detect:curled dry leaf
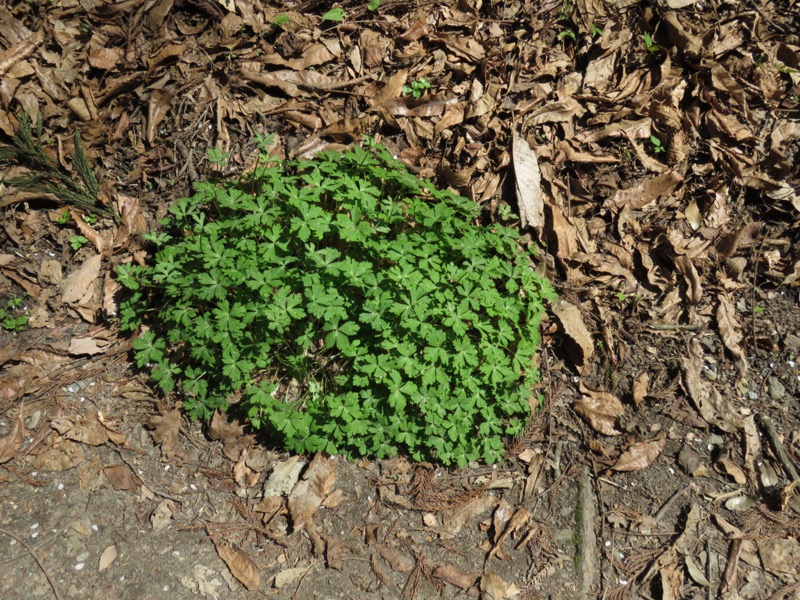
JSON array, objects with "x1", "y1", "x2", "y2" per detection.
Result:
[
  {"x1": 481, "y1": 571, "x2": 518, "y2": 600},
  {"x1": 632, "y1": 371, "x2": 650, "y2": 406},
  {"x1": 681, "y1": 338, "x2": 741, "y2": 433},
  {"x1": 61, "y1": 254, "x2": 102, "y2": 305},
  {"x1": 574, "y1": 382, "x2": 624, "y2": 436},
  {"x1": 213, "y1": 539, "x2": 260, "y2": 591},
  {"x1": 433, "y1": 563, "x2": 479, "y2": 590},
  {"x1": 512, "y1": 131, "x2": 544, "y2": 232},
  {"x1": 374, "y1": 544, "x2": 415, "y2": 573},
  {"x1": 288, "y1": 453, "x2": 335, "y2": 531},
  {"x1": 612, "y1": 434, "x2": 666, "y2": 472},
  {"x1": 51, "y1": 415, "x2": 109, "y2": 446},
  {"x1": 716, "y1": 294, "x2": 747, "y2": 381},
  {"x1": 551, "y1": 298, "x2": 594, "y2": 368},
  {"x1": 0, "y1": 407, "x2": 25, "y2": 464}
]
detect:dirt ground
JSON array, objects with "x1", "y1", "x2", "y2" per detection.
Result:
[{"x1": 2, "y1": 0, "x2": 800, "y2": 598}]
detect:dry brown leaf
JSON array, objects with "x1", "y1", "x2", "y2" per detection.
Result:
[
  {"x1": 374, "y1": 544, "x2": 415, "y2": 573},
  {"x1": 605, "y1": 171, "x2": 683, "y2": 211},
  {"x1": 104, "y1": 464, "x2": 140, "y2": 491},
  {"x1": 370, "y1": 69, "x2": 408, "y2": 109},
  {"x1": 209, "y1": 410, "x2": 254, "y2": 461},
  {"x1": 675, "y1": 256, "x2": 703, "y2": 305},
  {"x1": 260, "y1": 43, "x2": 333, "y2": 70},
  {"x1": 716, "y1": 294, "x2": 747, "y2": 380},
  {"x1": 430, "y1": 33, "x2": 485, "y2": 62},
  {"x1": 51, "y1": 415, "x2": 109, "y2": 446},
  {"x1": 715, "y1": 222, "x2": 762, "y2": 259},
  {"x1": 68, "y1": 337, "x2": 107, "y2": 356},
  {"x1": 98, "y1": 544, "x2": 118, "y2": 571},
  {"x1": 632, "y1": 371, "x2": 649, "y2": 406},
  {"x1": 481, "y1": 571, "x2": 518, "y2": 600},
  {"x1": 680, "y1": 338, "x2": 741, "y2": 433},
  {"x1": 69, "y1": 209, "x2": 106, "y2": 254},
  {"x1": 263, "y1": 455, "x2": 305, "y2": 497},
  {"x1": 442, "y1": 494, "x2": 499, "y2": 537},
  {"x1": 146, "y1": 88, "x2": 173, "y2": 145},
  {"x1": 512, "y1": 131, "x2": 544, "y2": 232},
  {"x1": 288, "y1": 453, "x2": 335, "y2": 530},
  {"x1": 551, "y1": 299, "x2": 594, "y2": 367},
  {"x1": 612, "y1": 434, "x2": 666, "y2": 472},
  {"x1": 574, "y1": 382, "x2": 624, "y2": 436},
  {"x1": 433, "y1": 563, "x2": 479, "y2": 590},
  {"x1": 0, "y1": 407, "x2": 25, "y2": 464},
  {"x1": 61, "y1": 254, "x2": 102, "y2": 304},
  {"x1": 147, "y1": 402, "x2": 183, "y2": 455},
  {"x1": 213, "y1": 539, "x2": 260, "y2": 591},
  {"x1": 150, "y1": 499, "x2": 174, "y2": 532},
  {"x1": 233, "y1": 449, "x2": 260, "y2": 489}
]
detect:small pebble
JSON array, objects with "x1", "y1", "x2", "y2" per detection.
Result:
[{"x1": 75, "y1": 563, "x2": 85, "y2": 571}]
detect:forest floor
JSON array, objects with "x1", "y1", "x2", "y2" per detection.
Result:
[{"x1": 1, "y1": 0, "x2": 800, "y2": 598}]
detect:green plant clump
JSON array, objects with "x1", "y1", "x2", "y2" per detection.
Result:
[{"x1": 118, "y1": 139, "x2": 555, "y2": 465}]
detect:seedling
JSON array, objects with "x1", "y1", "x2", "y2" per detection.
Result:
[
  {"x1": 321, "y1": 8, "x2": 346, "y2": 21},
  {"x1": 0, "y1": 296, "x2": 29, "y2": 332},
  {"x1": 402, "y1": 77, "x2": 431, "y2": 99},
  {"x1": 591, "y1": 23, "x2": 603, "y2": 38},
  {"x1": 58, "y1": 209, "x2": 71, "y2": 225},
  {"x1": 557, "y1": 28, "x2": 577, "y2": 42},
  {"x1": 69, "y1": 235, "x2": 89, "y2": 250},
  {"x1": 650, "y1": 135, "x2": 666, "y2": 154},
  {"x1": 270, "y1": 13, "x2": 289, "y2": 27},
  {"x1": 368, "y1": 0, "x2": 380, "y2": 10},
  {"x1": 119, "y1": 138, "x2": 555, "y2": 466},
  {"x1": 206, "y1": 147, "x2": 229, "y2": 167},
  {"x1": 643, "y1": 32, "x2": 660, "y2": 53}
]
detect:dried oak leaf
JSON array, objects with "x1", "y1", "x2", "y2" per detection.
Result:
[{"x1": 574, "y1": 382, "x2": 624, "y2": 436}]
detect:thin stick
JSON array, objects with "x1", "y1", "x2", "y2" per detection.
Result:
[
  {"x1": 0, "y1": 527, "x2": 62, "y2": 600},
  {"x1": 757, "y1": 414, "x2": 800, "y2": 482}
]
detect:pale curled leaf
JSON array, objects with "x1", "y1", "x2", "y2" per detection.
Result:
[
  {"x1": 716, "y1": 294, "x2": 747, "y2": 381},
  {"x1": 512, "y1": 131, "x2": 544, "y2": 232}
]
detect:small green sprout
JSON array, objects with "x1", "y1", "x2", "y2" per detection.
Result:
[
  {"x1": 206, "y1": 147, "x2": 229, "y2": 167},
  {"x1": 0, "y1": 296, "x2": 29, "y2": 332},
  {"x1": 557, "y1": 28, "x2": 577, "y2": 42},
  {"x1": 368, "y1": 0, "x2": 380, "y2": 10},
  {"x1": 650, "y1": 135, "x2": 666, "y2": 154},
  {"x1": 321, "y1": 8, "x2": 346, "y2": 21},
  {"x1": 643, "y1": 32, "x2": 660, "y2": 53},
  {"x1": 270, "y1": 14, "x2": 289, "y2": 27},
  {"x1": 69, "y1": 235, "x2": 89, "y2": 250},
  {"x1": 591, "y1": 23, "x2": 603, "y2": 38},
  {"x1": 402, "y1": 77, "x2": 431, "y2": 99}
]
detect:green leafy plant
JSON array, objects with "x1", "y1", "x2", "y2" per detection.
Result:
[
  {"x1": 643, "y1": 32, "x2": 660, "y2": 53},
  {"x1": 0, "y1": 296, "x2": 29, "y2": 332},
  {"x1": 367, "y1": 0, "x2": 380, "y2": 10},
  {"x1": 557, "y1": 28, "x2": 577, "y2": 42},
  {"x1": 590, "y1": 23, "x2": 603, "y2": 38},
  {"x1": 650, "y1": 135, "x2": 666, "y2": 154},
  {"x1": 270, "y1": 13, "x2": 289, "y2": 27},
  {"x1": 69, "y1": 235, "x2": 89, "y2": 250},
  {"x1": 206, "y1": 147, "x2": 229, "y2": 167},
  {"x1": 321, "y1": 7, "x2": 346, "y2": 22},
  {"x1": 402, "y1": 77, "x2": 431, "y2": 99},
  {"x1": 0, "y1": 113, "x2": 117, "y2": 220},
  {"x1": 118, "y1": 139, "x2": 555, "y2": 466}
]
